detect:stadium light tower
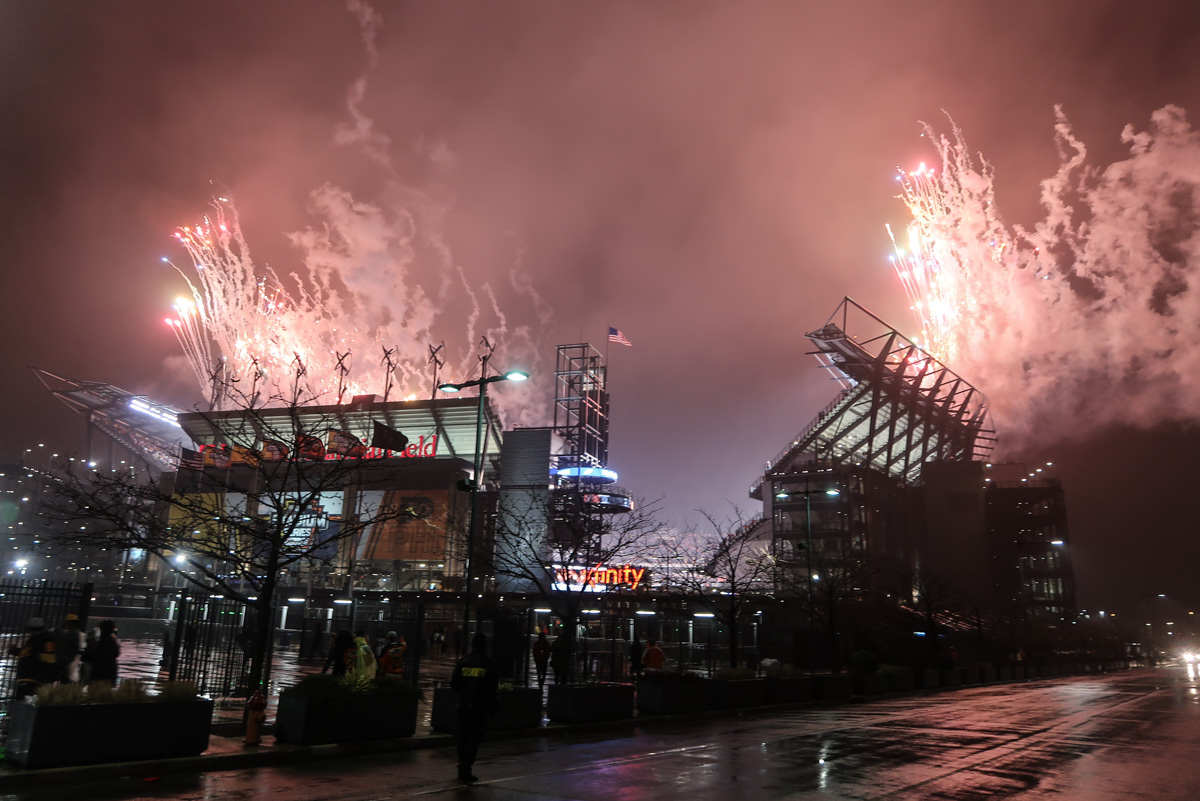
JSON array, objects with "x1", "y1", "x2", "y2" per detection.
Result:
[{"x1": 438, "y1": 367, "x2": 529, "y2": 637}]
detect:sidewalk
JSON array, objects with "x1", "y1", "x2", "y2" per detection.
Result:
[
  {"x1": 0, "y1": 668, "x2": 1138, "y2": 791},
  {"x1": 0, "y1": 683, "x2": 805, "y2": 791}
]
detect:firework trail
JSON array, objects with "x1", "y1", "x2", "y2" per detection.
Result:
[
  {"x1": 164, "y1": 190, "x2": 547, "y2": 422},
  {"x1": 893, "y1": 105, "x2": 1200, "y2": 451}
]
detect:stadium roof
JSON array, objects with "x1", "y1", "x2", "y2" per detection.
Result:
[
  {"x1": 30, "y1": 367, "x2": 189, "y2": 473},
  {"x1": 751, "y1": 298, "x2": 995, "y2": 496}
]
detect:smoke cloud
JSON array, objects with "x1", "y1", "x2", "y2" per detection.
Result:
[{"x1": 897, "y1": 105, "x2": 1200, "y2": 452}]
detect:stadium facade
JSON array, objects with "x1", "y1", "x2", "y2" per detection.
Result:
[{"x1": 749, "y1": 298, "x2": 1076, "y2": 621}]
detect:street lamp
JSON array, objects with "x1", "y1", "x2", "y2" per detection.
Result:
[
  {"x1": 774, "y1": 485, "x2": 841, "y2": 670},
  {"x1": 438, "y1": 367, "x2": 529, "y2": 637}
]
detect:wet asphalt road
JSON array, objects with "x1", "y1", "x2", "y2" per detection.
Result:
[{"x1": 7, "y1": 667, "x2": 1199, "y2": 801}]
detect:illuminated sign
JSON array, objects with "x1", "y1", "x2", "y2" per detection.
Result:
[
  {"x1": 556, "y1": 466, "x2": 619, "y2": 483},
  {"x1": 195, "y1": 435, "x2": 439, "y2": 465},
  {"x1": 554, "y1": 564, "x2": 647, "y2": 592}
]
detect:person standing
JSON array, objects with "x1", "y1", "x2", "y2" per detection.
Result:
[
  {"x1": 54, "y1": 614, "x2": 85, "y2": 683},
  {"x1": 431, "y1": 624, "x2": 446, "y2": 660},
  {"x1": 451, "y1": 632, "x2": 498, "y2": 783},
  {"x1": 378, "y1": 631, "x2": 407, "y2": 679},
  {"x1": 322, "y1": 629, "x2": 355, "y2": 677},
  {"x1": 550, "y1": 633, "x2": 570, "y2": 684},
  {"x1": 531, "y1": 630, "x2": 551, "y2": 689},
  {"x1": 629, "y1": 637, "x2": 645, "y2": 680},
  {"x1": 642, "y1": 639, "x2": 666, "y2": 674},
  {"x1": 350, "y1": 630, "x2": 377, "y2": 680},
  {"x1": 84, "y1": 620, "x2": 120, "y2": 685},
  {"x1": 10, "y1": 617, "x2": 57, "y2": 698}
]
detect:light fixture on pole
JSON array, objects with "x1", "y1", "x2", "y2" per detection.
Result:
[{"x1": 438, "y1": 367, "x2": 529, "y2": 637}]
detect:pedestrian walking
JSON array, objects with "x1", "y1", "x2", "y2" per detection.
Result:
[
  {"x1": 532, "y1": 630, "x2": 551, "y2": 689},
  {"x1": 431, "y1": 624, "x2": 446, "y2": 660},
  {"x1": 451, "y1": 632, "x2": 498, "y2": 783},
  {"x1": 629, "y1": 637, "x2": 644, "y2": 680},
  {"x1": 642, "y1": 639, "x2": 666, "y2": 673},
  {"x1": 54, "y1": 614, "x2": 85, "y2": 683},
  {"x1": 10, "y1": 617, "x2": 57, "y2": 698},
  {"x1": 83, "y1": 619, "x2": 120, "y2": 685},
  {"x1": 378, "y1": 631, "x2": 407, "y2": 679},
  {"x1": 322, "y1": 629, "x2": 356, "y2": 677}
]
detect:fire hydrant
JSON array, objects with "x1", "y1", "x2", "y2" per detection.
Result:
[{"x1": 244, "y1": 689, "x2": 267, "y2": 747}]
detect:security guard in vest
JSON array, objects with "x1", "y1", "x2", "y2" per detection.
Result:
[{"x1": 450, "y1": 631, "x2": 498, "y2": 782}]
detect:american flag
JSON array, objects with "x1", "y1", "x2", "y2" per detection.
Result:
[
  {"x1": 608, "y1": 327, "x2": 632, "y2": 347},
  {"x1": 180, "y1": 448, "x2": 204, "y2": 471}
]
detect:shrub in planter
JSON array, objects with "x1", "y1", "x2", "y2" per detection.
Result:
[
  {"x1": 637, "y1": 672, "x2": 711, "y2": 715},
  {"x1": 276, "y1": 674, "x2": 422, "y2": 745},
  {"x1": 431, "y1": 684, "x2": 543, "y2": 732},
  {"x1": 6, "y1": 680, "x2": 213, "y2": 770},
  {"x1": 547, "y1": 682, "x2": 634, "y2": 723}
]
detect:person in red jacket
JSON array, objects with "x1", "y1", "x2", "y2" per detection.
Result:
[
  {"x1": 641, "y1": 639, "x2": 666, "y2": 673},
  {"x1": 378, "y1": 631, "x2": 407, "y2": 679}
]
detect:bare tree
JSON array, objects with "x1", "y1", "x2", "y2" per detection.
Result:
[
  {"x1": 38, "y1": 375, "x2": 425, "y2": 694},
  {"x1": 490, "y1": 490, "x2": 665, "y2": 683},
  {"x1": 769, "y1": 536, "x2": 879, "y2": 672},
  {"x1": 658, "y1": 509, "x2": 775, "y2": 670}
]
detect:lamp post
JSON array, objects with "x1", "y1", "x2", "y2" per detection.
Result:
[
  {"x1": 1139, "y1": 592, "x2": 1168, "y2": 666},
  {"x1": 775, "y1": 484, "x2": 841, "y2": 670},
  {"x1": 438, "y1": 367, "x2": 529, "y2": 639}
]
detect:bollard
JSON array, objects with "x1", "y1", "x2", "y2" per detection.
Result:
[{"x1": 244, "y1": 689, "x2": 267, "y2": 747}]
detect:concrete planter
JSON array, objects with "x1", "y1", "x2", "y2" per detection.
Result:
[
  {"x1": 764, "y1": 675, "x2": 812, "y2": 703},
  {"x1": 940, "y1": 669, "x2": 963, "y2": 688},
  {"x1": 959, "y1": 667, "x2": 981, "y2": 685},
  {"x1": 979, "y1": 665, "x2": 998, "y2": 683},
  {"x1": 884, "y1": 671, "x2": 916, "y2": 693},
  {"x1": 636, "y1": 680, "x2": 711, "y2": 715},
  {"x1": 276, "y1": 692, "x2": 417, "y2": 745},
  {"x1": 547, "y1": 683, "x2": 634, "y2": 724},
  {"x1": 811, "y1": 673, "x2": 853, "y2": 700},
  {"x1": 852, "y1": 673, "x2": 887, "y2": 695},
  {"x1": 6, "y1": 699, "x2": 213, "y2": 770},
  {"x1": 430, "y1": 687, "x2": 543, "y2": 733},
  {"x1": 709, "y1": 679, "x2": 768, "y2": 709},
  {"x1": 918, "y1": 669, "x2": 940, "y2": 689}
]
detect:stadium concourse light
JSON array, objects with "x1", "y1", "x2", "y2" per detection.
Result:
[{"x1": 437, "y1": 367, "x2": 529, "y2": 637}]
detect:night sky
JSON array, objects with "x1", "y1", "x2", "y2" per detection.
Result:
[{"x1": 3, "y1": 2, "x2": 1199, "y2": 622}]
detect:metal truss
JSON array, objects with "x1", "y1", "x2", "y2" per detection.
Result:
[
  {"x1": 30, "y1": 367, "x2": 188, "y2": 474},
  {"x1": 753, "y1": 298, "x2": 994, "y2": 493},
  {"x1": 552, "y1": 343, "x2": 609, "y2": 470}
]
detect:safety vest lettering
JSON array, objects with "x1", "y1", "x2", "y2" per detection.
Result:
[{"x1": 460, "y1": 667, "x2": 488, "y2": 678}]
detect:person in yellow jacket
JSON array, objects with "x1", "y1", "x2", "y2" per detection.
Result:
[{"x1": 349, "y1": 630, "x2": 377, "y2": 680}]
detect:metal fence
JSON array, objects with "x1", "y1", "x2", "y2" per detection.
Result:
[
  {"x1": 163, "y1": 593, "x2": 256, "y2": 698},
  {"x1": 0, "y1": 579, "x2": 93, "y2": 699},
  {"x1": 299, "y1": 596, "x2": 426, "y2": 686}
]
